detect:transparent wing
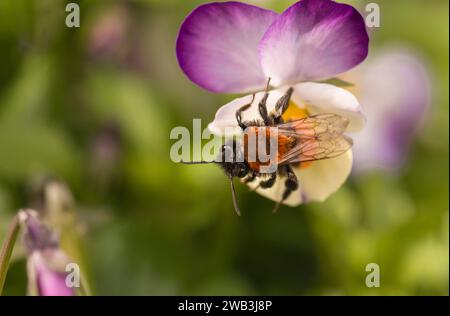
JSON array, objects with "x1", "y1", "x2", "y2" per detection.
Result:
[
  {"x1": 278, "y1": 113, "x2": 353, "y2": 164},
  {"x1": 278, "y1": 113, "x2": 350, "y2": 140}
]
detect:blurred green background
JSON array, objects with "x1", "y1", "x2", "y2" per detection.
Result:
[{"x1": 0, "y1": 0, "x2": 448, "y2": 295}]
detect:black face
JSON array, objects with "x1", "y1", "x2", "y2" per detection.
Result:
[{"x1": 217, "y1": 140, "x2": 249, "y2": 179}]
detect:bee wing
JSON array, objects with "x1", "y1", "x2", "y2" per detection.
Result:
[
  {"x1": 279, "y1": 135, "x2": 353, "y2": 164},
  {"x1": 277, "y1": 113, "x2": 353, "y2": 164},
  {"x1": 278, "y1": 113, "x2": 350, "y2": 140}
]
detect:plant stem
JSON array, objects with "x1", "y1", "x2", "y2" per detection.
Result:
[{"x1": 0, "y1": 215, "x2": 21, "y2": 295}]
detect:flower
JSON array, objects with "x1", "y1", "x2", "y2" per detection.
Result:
[
  {"x1": 346, "y1": 46, "x2": 431, "y2": 173},
  {"x1": 208, "y1": 83, "x2": 364, "y2": 205},
  {"x1": 88, "y1": 5, "x2": 129, "y2": 59},
  {"x1": 176, "y1": 0, "x2": 369, "y2": 206},
  {"x1": 176, "y1": 0, "x2": 368, "y2": 93},
  {"x1": 20, "y1": 209, "x2": 75, "y2": 296}
]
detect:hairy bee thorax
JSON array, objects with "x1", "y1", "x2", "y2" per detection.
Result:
[{"x1": 243, "y1": 126, "x2": 297, "y2": 173}]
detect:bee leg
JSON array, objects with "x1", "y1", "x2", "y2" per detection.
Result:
[
  {"x1": 249, "y1": 182, "x2": 261, "y2": 192},
  {"x1": 258, "y1": 172, "x2": 277, "y2": 189},
  {"x1": 242, "y1": 171, "x2": 257, "y2": 184},
  {"x1": 272, "y1": 87, "x2": 294, "y2": 125},
  {"x1": 246, "y1": 173, "x2": 262, "y2": 192},
  {"x1": 250, "y1": 172, "x2": 276, "y2": 192},
  {"x1": 258, "y1": 78, "x2": 272, "y2": 126},
  {"x1": 272, "y1": 165, "x2": 298, "y2": 213},
  {"x1": 236, "y1": 94, "x2": 255, "y2": 130}
]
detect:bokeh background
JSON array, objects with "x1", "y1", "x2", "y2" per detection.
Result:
[{"x1": 0, "y1": 0, "x2": 448, "y2": 295}]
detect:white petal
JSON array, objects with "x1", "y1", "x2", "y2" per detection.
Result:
[
  {"x1": 297, "y1": 150, "x2": 353, "y2": 202},
  {"x1": 209, "y1": 83, "x2": 364, "y2": 135},
  {"x1": 207, "y1": 89, "x2": 286, "y2": 136},
  {"x1": 292, "y1": 82, "x2": 365, "y2": 132},
  {"x1": 247, "y1": 150, "x2": 352, "y2": 206}
]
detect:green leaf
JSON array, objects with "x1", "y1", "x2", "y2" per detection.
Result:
[
  {"x1": 317, "y1": 77, "x2": 355, "y2": 87},
  {"x1": 0, "y1": 215, "x2": 20, "y2": 295}
]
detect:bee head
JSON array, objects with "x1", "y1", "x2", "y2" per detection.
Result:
[
  {"x1": 217, "y1": 141, "x2": 249, "y2": 179},
  {"x1": 178, "y1": 140, "x2": 247, "y2": 216}
]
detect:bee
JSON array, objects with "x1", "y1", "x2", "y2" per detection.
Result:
[{"x1": 182, "y1": 79, "x2": 352, "y2": 215}]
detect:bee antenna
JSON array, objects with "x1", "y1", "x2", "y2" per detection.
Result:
[
  {"x1": 229, "y1": 178, "x2": 241, "y2": 216},
  {"x1": 265, "y1": 77, "x2": 271, "y2": 92}
]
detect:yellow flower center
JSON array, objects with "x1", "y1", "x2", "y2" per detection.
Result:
[
  {"x1": 282, "y1": 100, "x2": 309, "y2": 120},
  {"x1": 282, "y1": 101, "x2": 313, "y2": 170}
]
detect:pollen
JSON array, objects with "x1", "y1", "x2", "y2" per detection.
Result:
[{"x1": 282, "y1": 101, "x2": 309, "y2": 121}]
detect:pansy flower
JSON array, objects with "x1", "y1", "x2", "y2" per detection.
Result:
[
  {"x1": 346, "y1": 46, "x2": 430, "y2": 173},
  {"x1": 20, "y1": 209, "x2": 75, "y2": 296},
  {"x1": 176, "y1": 0, "x2": 369, "y2": 206}
]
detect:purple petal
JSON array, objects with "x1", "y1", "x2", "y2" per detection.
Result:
[
  {"x1": 36, "y1": 266, "x2": 74, "y2": 296},
  {"x1": 21, "y1": 209, "x2": 59, "y2": 251},
  {"x1": 176, "y1": 2, "x2": 278, "y2": 93},
  {"x1": 351, "y1": 47, "x2": 430, "y2": 172},
  {"x1": 259, "y1": 0, "x2": 369, "y2": 86},
  {"x1": 29, "y1": 251, "x2": 75, "y2": 296}
]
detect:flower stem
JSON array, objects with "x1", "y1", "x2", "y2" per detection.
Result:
[{"x1": 0, "y1": 215, "x2": 20, "y2": 295}]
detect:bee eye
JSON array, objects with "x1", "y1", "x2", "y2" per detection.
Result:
[{"x1": 221, "y1": 145, "x2": 236, "y2": 163}]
